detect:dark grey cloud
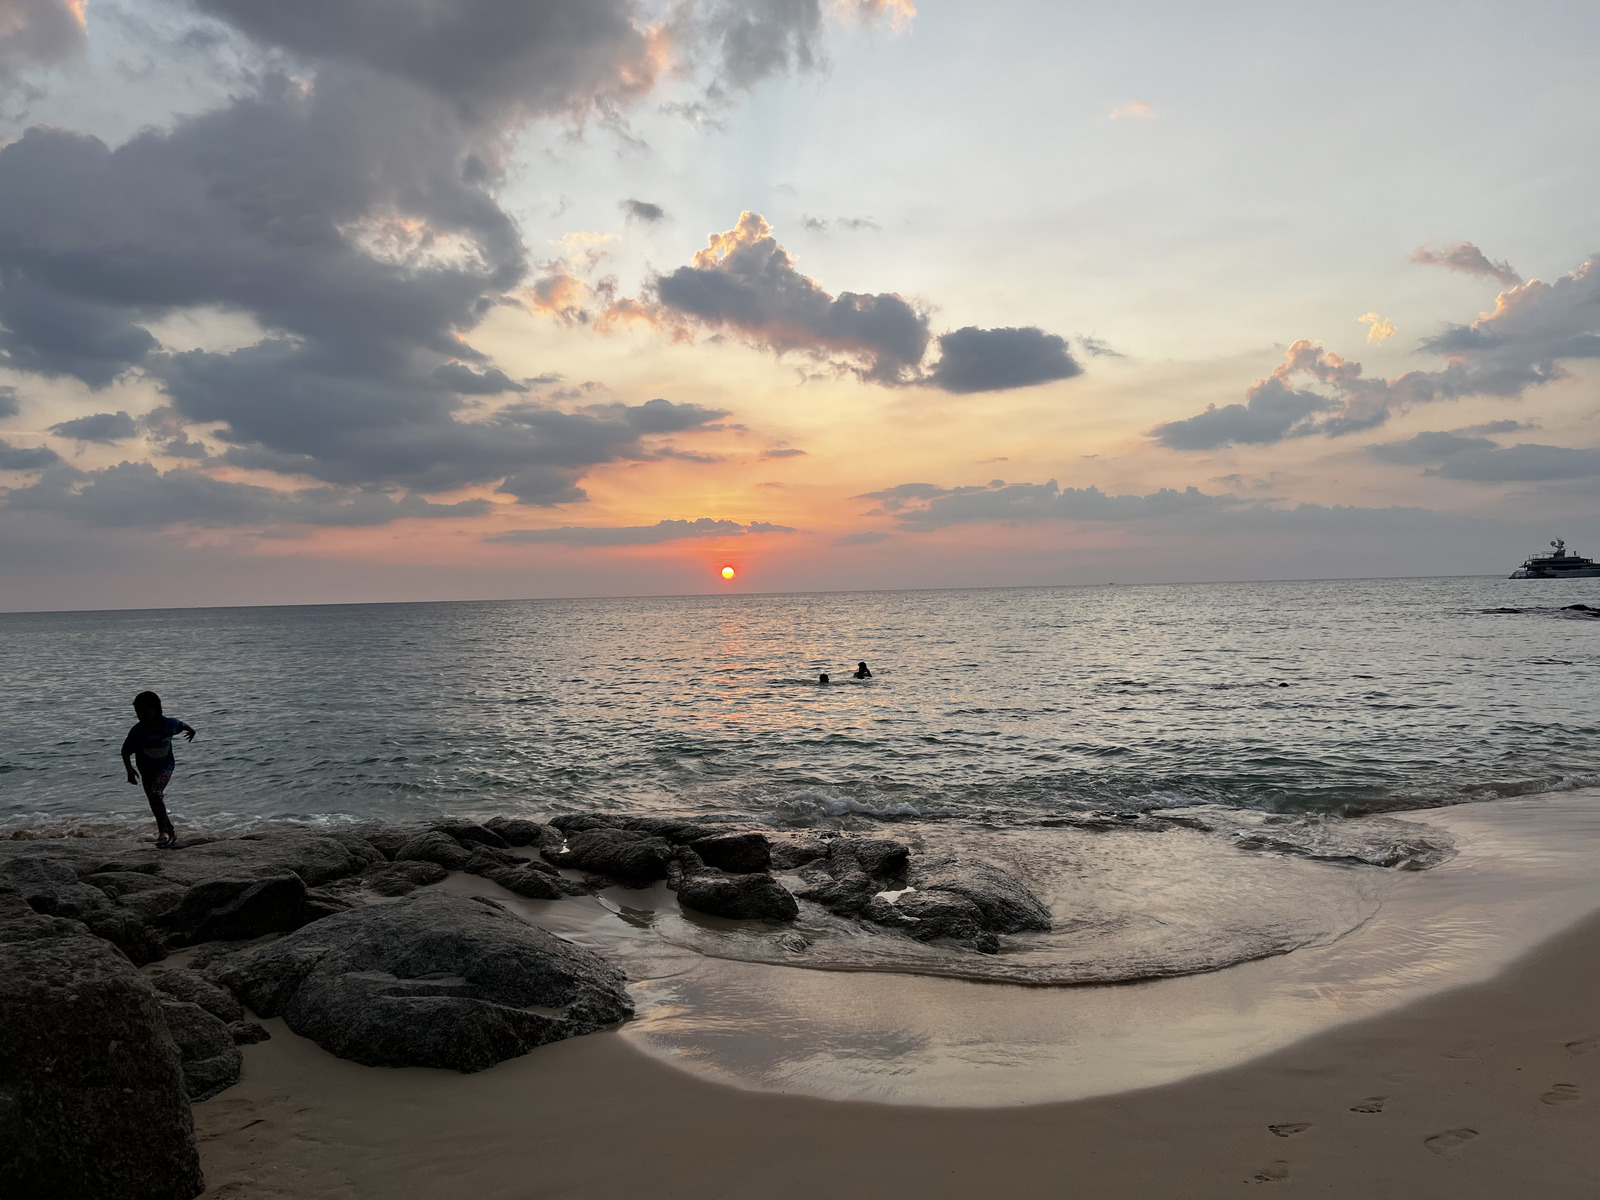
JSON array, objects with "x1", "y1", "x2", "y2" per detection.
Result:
[
  {"x1": 1077, "y1": 335, "x2": 1124, "y2": 359},
  {"x1": 1460, "y1": 419, "x2": 1535, "y2": 435},
  {"x1": 648, "y1": 212, "x2": 1078, "y2": 393},
  {"x1": 685, "y1": 0, "x2": 825, "y2": 92},
  {"x1": 0, "y1": 438, "x2": 59, "y2": 470},
  {"x1": 48, "y1": 410, "x2": 138, "y2": 444},
  {"x1": 1153, "y1": 258, "x2": 1600, "y2": 450},
  {"x1": 928, "y1": 326, "x2": 1081, "y2": 394},
  {"x1": 621, "y1": 199, "x2": 666, "y2": 223},
  {"x1": 865, "y1": 479, "x2": 1245, "y2": 530},
  {"x1": 432, "y1": 363, "x2": 528, "y2": 395},
  {"x1": 1410, "y1": 241, "x2": 1522, "y2": 288},
  {"x1": 1366, "y1": 430, "x2": 1497, "y2": 465},
  {"x1": 5, "y1": 461, "x2": 491, "y2": 529},
  {"x1": 487, "y1": 516, "x2": 794, "y2": 547},
  {"x1": 0, "y1": 0, "x2": 85, "y2": 86},
  {"x1": 0, "y1": 386, "x2": 16, "y2": 419},
  {"x1": 1431, "y1": 443, "x2": 1600, "y2": 482}
]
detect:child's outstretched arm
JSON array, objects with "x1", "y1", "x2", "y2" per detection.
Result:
[{"x1": 178, "y1": 722, "x2": 197, "y2": 742}]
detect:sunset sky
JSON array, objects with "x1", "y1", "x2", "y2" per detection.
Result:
[{"x1": 2, "y1": 0, "x2": 1598, "y2": 611}]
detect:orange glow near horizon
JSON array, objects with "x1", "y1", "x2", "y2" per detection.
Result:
[{"x1": 720, "y1": 565, "x2": 736, "y2": 580}]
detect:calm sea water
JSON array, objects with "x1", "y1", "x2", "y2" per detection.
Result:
[{"x1": 3, "y1": 576, "x2": 1597, "y2": 833}]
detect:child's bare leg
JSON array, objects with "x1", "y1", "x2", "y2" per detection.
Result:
[{"x1": 141, "y1": 766, "x2": 176, "y2": 840}]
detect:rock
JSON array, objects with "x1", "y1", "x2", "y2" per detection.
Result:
[
  {"x1": 0, "y1": 920, "x2": 203, "y2": 1199},
  {"x1": 302, "y1": 886, "x2": 358, "y2": 922},
  {"x1": 828, "y1": 838, "x2": 911, "y2": 879},
  {"x1": 229, "y1": 1021, "x2": 271, "y2": 1045},
  {"x1": 394, "y1": 831, "x2": 476, "y2": 871},
  {"x1": 362, "y1": 859, "x2": 448, "y2": 896},
  {"x1": 769, "y1": 837, "x2": 830, "y2": 870},
  {"x1": 158, "y1": 999, "x2": 242, "y2": 1102},
  {"x1": 477, "y1": 864, "x2": 586, "y2": 900},
  {"x1": 464, "y1": 846, "x2": 525, "y2": 870},
  {"x1": 620, "y1": 816, "x2": 728, "y2": 844},
  {"x1": 909, "y1": 858, "x2": 1052, "y2": 934},
  {"x1": 148, "y1": 967, "x2": 244, "y2": 1023},
  {"x1": 157, "y1": 832, "x2": 375, "y2": 888},
  {"x1": 482, "y1": 816, "x2": 553, "y2": 847},
  {"x1": 430, "y1": 820, "x2": 510, "y2": 850},
  {"x1": 320, "y1": 830, "x2": 387, "y2": 868},
  {"x1": 210, "y1": 892, "x2": 632, "y2": 1072},
  {"x1": 794, "y1": 869, "x2": 880, "y2": 916},
  {"x1": 862, "y1": 890, "x2": 999, "y2": 953},
  {"x1": 1, "y1": 857, "x2": 164, "y2": 964},
  {"x1": 543, "y1": 827, "x2": 673, "y2": 884},
  {"x1": 85, "y1": 871, "x2": 188, "y2": 922},
  {"x1": 548, "y1": 813, "x2": 620, "y2": 834},
  {"x1": 676, "y1": 870, "x2": 799, "y2": 922},
  {"x1": 158, "y1": 872, "x2": 310, "y2": 945},
  {"x1": 348, "y1": 823, "x2": 427, "y2": 860},
  {"x1": 689, "y1": 831, "x2": 771, "y2": 874}
]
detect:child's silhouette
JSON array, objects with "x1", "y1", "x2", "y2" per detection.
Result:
[{"x1": 120, "y1": 691, "x2": 195, "y2": 849}]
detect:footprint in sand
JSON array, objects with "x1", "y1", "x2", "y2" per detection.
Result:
[
  {"x1": 1541, "y1": 1083, "x2": 1581, "y2": 1106},
  {"x1": 1252, "y1": 1160, "x2": 1290, "y2": 1183},
  {"x1": 1424, "y1": 1128, "x2": 1478, "y2": 1156},
  {"x1": 1268, "y1": 1123, "x2": 1311, "y2": 1138},
  {"x1": 1349, "y1": 1096, "x2": 1387, "y2": 1113},
  {"x1": 1564, "y1": 1038, "x2": 1599, "y2": 1056}
]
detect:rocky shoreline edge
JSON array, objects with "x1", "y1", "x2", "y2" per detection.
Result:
[{"x1": 2, "y1": 813, "x2": 1052, "y2": 1200}]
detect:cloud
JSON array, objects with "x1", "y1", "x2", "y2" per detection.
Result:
[
  {"x1": 1366, "y1": 430, "x2": 1497, "y2": 465},
  {"x1": 1410, "y1": 241, "x2": 1522, "y2": 288},
  {"x1": 0, "y1": 0, "x2": 86, "y2": 86},
  {"x1": 864, "y1": 478, "x2": 1245, "y2": 530},
  {"x1": 48, "y1": 410, "x2": 138, "y2": 443},
  {"x1": 800, "y1": 214, "x2": 880, "y2": 233},
  {"x1": 0, "y1": 386, "x2": 16, "y2": 419},
  {"x1": 760, "y1": 447, "x2": 807, "y2": 458},
  {"x1": 432, "y1": 363, "x2": 529, "y2": 395},
  {"x1": 486, "y1": 516, "x2": 794, "y2": 547},
  {"x1": 4, "y1": 461, "x2": 491, "y2": 528},
  {"x1": 1109, "y1": 101, "x2": 1155, "y2": 120},
  {"x1": 836, "y1": 530, "x2": 890, "y2": 545},
  {"x1": 1076, "y1": 335, "x2": 1124, "y2": 359},
  {"x1": 1358, "y1": 312, "x2": 1395, "y2": 343},
  {"x1": 647, "y1": 212, "x2": 1077, "y2": 392},
  {"x1": 927, "y1": 326, "x2": 1081, "y2": 393},
  {"x1": 621, "y1": 198, "x2": 666, "y2": 223},
  {"x1": 1152, "y1": 256, "x2": 1600, "y2": 450},
  {"x1": 1460, "y1": 419, "x2": 1535, "y2": 435},
  {"x1": 0, "y1": 438, "x2": 59, "y2": 470},
  {"x1": 1431, "y1": 443, "x2": 1600, "y2": 482}
]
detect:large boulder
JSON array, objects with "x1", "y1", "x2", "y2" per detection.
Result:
[
  {"x1": 394, "y1": 831, "x2": 476, "y2": 871},
  {"x1": 148, "y1": 967, "x2": 243, "y2": 1023},
  {"x1": 430, "y1": 820, "x2": 510, "y2": 850},
  {"x1": 85, "y1": 871, "x2": 188, "y2": 923},
  {"x1": 362, "y1": 859, "x2": 449, "y2": 896},
  {"x1": 794, "y1": 870, "x2": 880, "y2": 916},
  {"x1": 910, "y1": 857, "x2": 1052, "y2": 934},
  {"x1": 158, "y1": 1000, "x2": 242, "y2": 1102},
  {"x1": 543, "y1": 827, "x2": 674, "y2": 884},
  {"x1": 158, "y1": 872, "x2": 310, "y2": 945},
  {"x1": 210, "y1": 891, "x2": 633, "y2": 1072},
  {"x1": 689, "y1": 831, "x2": 771, "y2": 874},
  {"x1": 0, "y1": 893, "x2": 203, "y2": 1199},
  {"x1": 861, "y1": 889, "x2": 999, "y2": 953},
  {"x1": 482, "y1": 816, "x2": 556, "y2": 847},
  {"x1": 676, "y1": 870, "x2": 799, "y2": 922},
  {"x1": 1, "y1": 857, "x2": 164, "y2": 965},
  {"x1": 831, "y1": 838, "x2": 911, "y2": 879},
  {"x1": 476, "y1": 864, "x2": 587, "y2": 900}
]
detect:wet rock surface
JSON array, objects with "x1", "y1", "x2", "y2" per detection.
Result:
[
  {"x1": 544, "y1": 826, "x2": 675, "y2": 883},
  {"x1": 690, "y1": 831, "x2": 772, "y2": 874},
  {"x1": 158, "y1": 999, "x2": 242, "y2": 1102},
  {"x1": 670, "y1": 851, "x2": 799, "y2": 922},
  {"x1": 149, "y1": 967, "x2": 244, "y2": 1023},
  {"x1": 209, "y1": 891, "x2": 633, "y2": 1072}
]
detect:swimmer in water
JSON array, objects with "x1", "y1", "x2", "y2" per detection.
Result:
[
  {"x1": 818, "y1": 673, "x2": 830, "y2": 684},
  {"x1": 853, "y1": 662, "x2": 872, "y2": 679}
]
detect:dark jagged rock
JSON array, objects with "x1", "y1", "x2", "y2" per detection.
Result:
[
  {"x1": 320, "y1": 830, "x2": 387, "y2": 868},
  {"x1": 431, "y1": 820, "x2": 510, "y2": 850},
  {"x1": 158, "y1": 999, "x2": 242, "y2": 1102},
  {"x1": 909, "y1": 858, "x2": 1052, "y2": 934},
  {"x1": 548, "y1": 813, "x2": 619, "y2": 834},
  {"x1": 159, "y1": 832, "x2": 376, "y2": 888},
  {"x1": 478, "y1": 864, "x2": 587, "y2": 900},
  {"x1": 794, "y1": 869, "x2": 880, "y2": 916},
  {"x1": 483, "y1": 816, "x2": 553, "y2": 847},
  {"x1": 769, "y1": 836, "x2": 830, "y2": 870},
  {"x1": 159, "y1": 872, "x2": 310, "y2": 945},
  {"x1": 362, "y1": 858, "x2": 449, "y2": 896},
  {"x1": 621, "y1": 816, "x2": 728, "y2": 844},
  {"x1": 0, "y1": 906, "x2": 203, "y2": 1199},
  {"x1": 349, "y1": 823, "x2": 427, "y2": 860},
  {"x1": 394, "y1": 830, "x2": 477, "y2": 871},
  {"x1": 302, "y1": 885, "x2": 359, "y2": 922},
  {"x1": 148, "y1": 967, "x2": 244, "y2": 1023},
  {"x1": 2, "y1": 857, "x2": 165, "y2": 964},
  {"x1": 543, "y1": 827, "x2": 674, "y2": 884},
  {"x1": 86, "y1": 870, "x2": 188, "y2": 922},
  {"x1": 828, "y1": 838, "x2": 910, "y2": 879},
  {"x1": 690, "y1": 831, "x2": 771, "y2": 874},
  {"x1": 861, "y1": 890, "x2": 999, "y2": 953},
  {"x1": 230, "y1": 1020, "x2": 271, "y2": 1045},
  {"x1": 676, "y1": 868, "x2": 799, "y2": 921},
  {"x1": 210, "y1": 891, "x2": 633, "y2": 1072}
]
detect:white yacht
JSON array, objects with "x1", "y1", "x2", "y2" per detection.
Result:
[{"x1": 1510, "y1": 539, "x2": 1600, "y2": 579}]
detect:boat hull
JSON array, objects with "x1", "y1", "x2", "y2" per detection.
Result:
[{"x1": 1509, "y1": 568, "x2": 1600, "y2": 578}]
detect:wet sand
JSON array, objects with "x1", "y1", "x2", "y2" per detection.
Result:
[{"x1": 196, "y1": 884, "x2": 1600, "y2": 1197}]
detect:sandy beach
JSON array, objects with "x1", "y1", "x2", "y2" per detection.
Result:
[{"x1": 194, "y1": 868, "x2": 1600, "y2": 1198}]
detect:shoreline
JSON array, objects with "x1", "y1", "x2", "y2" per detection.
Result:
[{"x1": 195, "y1": 897, "x2": 1600, "y2": 1197}]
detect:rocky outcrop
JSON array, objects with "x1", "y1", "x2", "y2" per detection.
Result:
[
  {"x1": 158, "y1": 999, "x2": 242, "y2": 1102},
  {"x1": 0, "y1": 886, "x2": 204, "y2": 1200},
  {"x1": 483, "y1": 816, "x2": 556, "y2": 847},
  {"x1": 675, "y1": 867, "x2": 799, "y2": 922},
  {"x1": 157, "y1": 872, "x2": 312, "y2": 946},
  {"x1": 689, "y1": 831, "x2": 771, "y2": 874},
  {"x1": 0, "y1": 856, "x2": 167, "y2": 966},
  {"x1": 148, "y1": 966, "x2": 244, "y2": 1023},
  {"x1": 362, "y1": 858, "x2": 450, "y2": 896},
  {"x1": 210, "y1": 891, "x2": 633, "y2": 1072},
  {"x1": 543, "y1": 827, "x2": 674, "y2": 884}
]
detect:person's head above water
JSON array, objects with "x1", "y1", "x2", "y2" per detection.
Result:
[
  {"x1": 818, "y1": 673, "x2": 830, "y2": 684},
  {"x1": 133, "y1": 691, "x2": 163, "y2": 723},
  {"x1": 853, "y1": 661, "x2": 872, "y2": 678}
]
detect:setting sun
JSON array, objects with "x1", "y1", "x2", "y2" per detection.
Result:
[{"x1": 720, "y1": 566, "x2": 736, "y2": 580}]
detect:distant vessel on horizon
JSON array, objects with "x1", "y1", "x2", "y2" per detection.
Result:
[{"x1": 1510, "y1": 538, "x2": 1600, "y2": 579}]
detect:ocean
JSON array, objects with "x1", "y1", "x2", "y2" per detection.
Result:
[{"x1": 4, "y1": 575, "x2": 1599, "y2": 994}]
